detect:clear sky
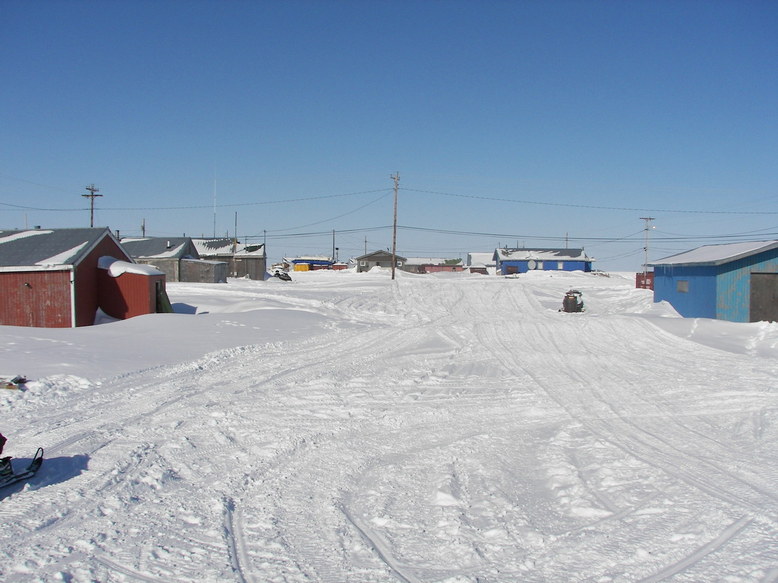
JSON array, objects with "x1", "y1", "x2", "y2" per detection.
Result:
[{"x1": 2, "y1": 0, "x2": 777, "y2": 270}]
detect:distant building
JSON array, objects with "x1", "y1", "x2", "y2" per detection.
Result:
[
  {"x1": 494, "y1": 248, "x2": 594, "y2": 275},
  {"x1": 402, "y1": 258, "x2": 464, "y2": 274},
  {"x1": 191, "y1": 238, "x2": 266, "y2": 280},
  {"x1": 0, "y1": 228, "x2": 169, "y2": 327},
  {"x1": 121, "y1": 237, "x2": 227, "y2": 283},
  {"x1": 355, "y1": 250, "x2": 407, "y2": 273},
  {"x1": 466, "y1": 252, "x2": 496, "y2": 275},
  {"x1": 288, "y1": 256, "x2": 334, "y2": 271},
  {"x1": 650, "y1": 240, "x2": 778, "y2": 322}
]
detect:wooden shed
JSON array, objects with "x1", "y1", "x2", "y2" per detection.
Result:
[
  {"x1": 191, "y1": 238, "x2": 267, "y2": 280},
  {"x1": 0, "y1": 228, "x2": 169, "y2": 328},
  {"x1": 121, "y1": 236, "x2": 228, "y2": 283},
  {"x1": 493, "y1": 248, "x2": 594, "y2": 275},
  {"x1": 650, "y1": 240, "x2": 778, "y2": 322}
]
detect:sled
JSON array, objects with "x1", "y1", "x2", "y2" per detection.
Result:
[{"x1": 1, "y1": 375, "x2": 26, "y2": 390}]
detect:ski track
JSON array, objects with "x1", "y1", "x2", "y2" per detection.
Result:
[{"x1": 2, "y1": 273, "x2": 778, "y2": 582}]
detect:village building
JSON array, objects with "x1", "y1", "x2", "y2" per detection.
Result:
[
  {"x1": 354, "y1": 250, "x2": 408, "y2": 273},
  {"x1": 493, "y1": 247, "x2": 594, "y2": 275},
  {"x1": 401, "y1": 258, "x2": 464, "y2": 274},
  {"x1": 288, "y1": 256, "x2": 334, "y2": 271},
  {"x1": 650, "y1": 240, "x2": 778, "y2": 322},
  {"x1": 191, "y1": 238, "x2": 266, "y2": 280},
  {"x1": 466, "y1": 252, "x2": 496, "y2": 275},
  {"x1": 0, "y1": 228, "x2": 171, "y2": 328},
  {"x1": 121, "y1": 237, "x2": 227, "y2": 283}
]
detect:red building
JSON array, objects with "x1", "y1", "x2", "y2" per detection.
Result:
[{"x1": 0, "y1": 228, "x2": 170, "y2": 328}]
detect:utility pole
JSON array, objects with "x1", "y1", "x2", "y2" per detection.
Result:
[
  {"x1": 391, "y1": 172, "x2": 400, "y2": 280},
  {"x1": 640, "y1": 217, "x2": 655, "y2": 277},
  {"x1": 82, "y1": 184, "x2": 102, "y2": 227},
  {"x1": 332, "y1": 229, "x2": 336, "y2": 262}
]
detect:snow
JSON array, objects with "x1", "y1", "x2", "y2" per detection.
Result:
[
  {"x1": 0, "y1": 230, "x2": 53, "y2": 244},
  {"x1": 2, "y1": 269, "x2": 778, "y2": 582},
  {"x1": 97, "y1": 256, "x2": 164, "y2": 277},
  {"x1": 36, "y1": 242, "x2": 88, "y2": 266},
  {"x1": 652, "y1": 240, "x2": 778, "y2": 266}
]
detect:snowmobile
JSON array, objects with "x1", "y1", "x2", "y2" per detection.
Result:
[
  {"x1": 273, "y1": 270, "x2": 292, "y2": 282},
  {"x1": 0, "y1": 433, "x2": 44, "y2": 490},
  {"x1": 560, "y1": 289, "x2": 585, "y2": 313}
]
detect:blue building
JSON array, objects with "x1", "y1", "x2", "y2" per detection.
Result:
[
  {"x1": 650, "y1": 240, "x2": 778, "y2": 322},
  {"x1": 493, "y1": 247, "x2": 594, "y2": 275}
]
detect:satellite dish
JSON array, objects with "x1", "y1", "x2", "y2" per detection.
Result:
[{"x1": 527, "y1": 259, "x2": 537, "y2": 270}]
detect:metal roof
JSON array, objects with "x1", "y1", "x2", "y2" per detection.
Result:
[
  {"x1": 494, "y1": 248, "x2": 593, "y2": 261},
  {"x1": 650, "y1": 240, "x2": 778, "y2": 267},
  {"x1": 121, "y1": 237, "x2": 198, "y2": 259},
  {"x1": 0, "y1": 228, "x2": 122, "y2": 268}
]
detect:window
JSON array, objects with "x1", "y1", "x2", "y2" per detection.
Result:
[
  {"x1": 557, "y1": 262, "x2": 564, "y2": 270},
  {"x1": 359, "y1": 260, "x2": 366, "y2": 266},
  {"x1": 677, "y1": 280, "x2": 689, "y2": 293}
]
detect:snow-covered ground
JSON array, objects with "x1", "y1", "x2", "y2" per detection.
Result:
[{"x1": 2, "y1": 269, "x2": 778, "y2": 582}]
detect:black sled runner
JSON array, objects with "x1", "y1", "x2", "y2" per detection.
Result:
[{"x1": 0, "y1": 447, "x2": 44, "y2": 489}]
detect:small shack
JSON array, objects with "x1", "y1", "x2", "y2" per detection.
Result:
[
  {"x1": 494, "y1": 248, "x2": 594, "y2": 275},
  {"x1": 0, "y1": 228, "x2": 169, "y2": 327},
  {"x1": 121, "y1": 236, "x2": 227, "y2": 283},
  {"x1": 355, "y1": 250, "x2": 408, "y2": 273},
  {"x1": 650, "y1": 240, "x2": 778, "y2": 322}
]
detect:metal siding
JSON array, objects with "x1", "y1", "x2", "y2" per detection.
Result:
[
  {"x1": 499, "y1": 260, "x2": 590, "y2": 275},
  {"x1": 98, "y1": 271, "x2": 161, "y2": 319},
  {"x1": 74, "y1": 233, "x2": 131, "y2": 326},
  {"x1": 653, "y1": 265, "x2": 717, "y2": 318},
  {"x1": 716, "y1": 248, "x2": 778, "y2": 322},
  {"x1": 0, "y1": 270, "x2": 73, "y2": 327}
]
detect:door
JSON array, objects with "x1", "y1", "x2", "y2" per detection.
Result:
[{"x1": 750, "y1": 272, "x2": 778, "y2": 322}]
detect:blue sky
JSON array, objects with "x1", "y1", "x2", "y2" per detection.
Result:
[{"x1": 2, "y1": 0, "x2": 777, "y2": 270}]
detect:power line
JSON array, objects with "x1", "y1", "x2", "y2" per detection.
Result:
[{"x1": 402, "y1": 187, "x2": 778, "y2": 215}]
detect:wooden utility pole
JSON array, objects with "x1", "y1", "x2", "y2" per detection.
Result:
[
  {"x1": 391, "y1": 172, "x2": 400, "y2": 280},
  {"x1": 640, "y1": 217, "x2": 655, "y2": 277},
  {"x1": 82, "y1": 184, "x2": 102, "y2": 227}
]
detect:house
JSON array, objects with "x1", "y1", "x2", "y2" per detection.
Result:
[
  {"x1": 0, "y1": 228, "x2": 170, "y2": 328},
  {"x1": 191, "y1": 238, "x2": 266, "y2": 280},
  {"x1": 355, "y1": 250, "x2": 407, "y2": 273},
  {"x1": 121, "y1": 237, "x2": 227, "y2": 283},
  {"x1": 650, "y1": 240, "x2": 778, "y2": 322},
  {"x1": 402, "y1": 258, "x2": 464, "y2": 274},
  {"x1": 466, "y1": 252, "x2": 496, "y2": 275},
  {"x1": 494, "y1": 248, "x2": 594, "y2": 275}
]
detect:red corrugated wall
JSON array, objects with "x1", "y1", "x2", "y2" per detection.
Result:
[
  {"x1": 0, "y1": 270, "x2": 73, "y2": 327},
  {"x1": 98, "y1": 270, "x2": 164, "y2": 319}
]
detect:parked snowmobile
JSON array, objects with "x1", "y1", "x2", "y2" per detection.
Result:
[
  {"x1": 273, "y1": 270, "x2": 292, "y2": 282},
  {"x1": 560, "y1": 289, "x2": 584, "y2": 313}
]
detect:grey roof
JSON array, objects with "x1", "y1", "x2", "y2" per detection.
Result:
[
  {"x1": 121, "y1": 237, "x2": 199, "y2": 259},
  {"x1": 650, "y1": 240, "x2": 778, "y2": 267},
  {"x1": 355, "y1": 250, "x2": 408, "y2": 262},
  {"x1": 494, "y1": 248, "x2": 593, "y2": 261},
  {"x1": 0, "y1": 228, "x2": 125, "y2": 268},
  {"x1": 191, "y1": 238, "x2": 265, "y2": 257}
]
